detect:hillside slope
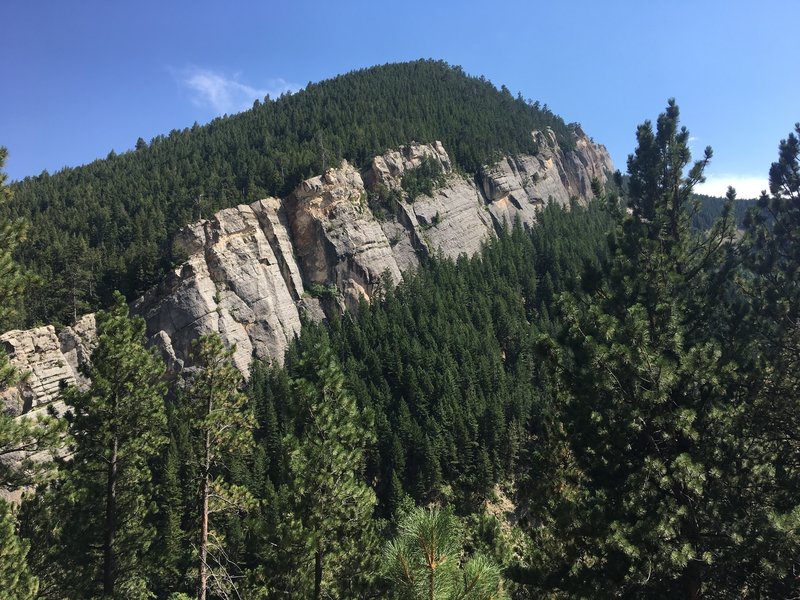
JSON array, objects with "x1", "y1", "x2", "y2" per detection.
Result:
[
  {"x1": 5, "y1": 60, "x2": 584, "y2": 327},
  {"x1": 2, "y1": 129, "x2": 613, "y2": 412}
]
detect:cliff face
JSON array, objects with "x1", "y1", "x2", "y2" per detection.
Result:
[
  {"x1": 1, "y1": 128, "x2": 613, "y2": 406},
  {"x1": 0, "y1": 314, "x2": 96, "y2": 420},
  {"x1": 131, "y1": 200, "x2": 306, "y2": 375}
]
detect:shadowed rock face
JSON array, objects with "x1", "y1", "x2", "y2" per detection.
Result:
[
  {"x1": 480, "y1": 128, "x2": 615, "y2": 229},
  {"x1": 2, "y1": 129, "x2": 613, "y2": 413}
]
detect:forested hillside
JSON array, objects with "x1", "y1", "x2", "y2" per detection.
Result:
[
  {"x1": 3, "y1": 60, "x2": 575, "y2": 327},
  {"x1": 693, "y1": 193, "x2": 759, "y2": 230},
  {"x1": 1, "y1": 54, "x2": 799, "y2": 598}
]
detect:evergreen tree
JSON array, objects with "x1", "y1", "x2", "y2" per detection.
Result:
[
  {"x1": 284, "y1": 342, "x2": 379, "y2": 599},
  {"x1": 737, "y1": 123, "x2": 800, "y2": 595},
  {"x1": 0, "y1": 146, "x2": 63, "y2": 600},
  {"x1": 0, "y1": 146, "x2": 26, "y2": 333},
  {"x1": 383, "y1": 505, "x2": 507, "y2": 600},
  {"x1": 184, "y1": 334, "x2": 255, "y2": 600},
  {"x1": 528, "y1": 101, "x2": 779, "y2": 597},
  {"x1": 51, "y1": 293, "x2": 168, "y2": 598},
  {"x1": 0, "y1": 500, "x2": 38, "y2": 600}
]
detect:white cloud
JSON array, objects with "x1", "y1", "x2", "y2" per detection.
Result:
[
  {"x1": 178, "y1": 67, "x2": 299, "y2": 114},
  {"x1": 695, "y1": 174, "x2": 769, "y2": 200}
]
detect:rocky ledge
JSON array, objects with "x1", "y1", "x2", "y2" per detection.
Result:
[{"x1": 2, "y1": 128, "x2": 613, "y2": 413}]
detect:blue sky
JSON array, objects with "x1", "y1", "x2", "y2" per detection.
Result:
[{"x1": 2, "y1": 0, "x2": 797, "y2": 199}]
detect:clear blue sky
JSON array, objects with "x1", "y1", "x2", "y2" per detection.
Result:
[{"x1": 2, "y1": 0, "x2": 797, "y2": 198}]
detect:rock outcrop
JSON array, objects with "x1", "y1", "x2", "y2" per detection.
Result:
[
  {"x1": 480, "y1": 128, "x2": 615, "y2": 229},
  {"x1": 1, "y1": 313, "x2": 96, "y2": 419},
  {"x1": 132, "y1": 201, "x2": 305, "y2": 376},
  {"x1": 2, "y1": 128, "x2": 613, "y2": 416},
  {"x1": 288, "y1": 161, "x2": 402, "y2": 312}
]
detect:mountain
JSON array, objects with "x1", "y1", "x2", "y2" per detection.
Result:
[
  {"x1": 4, "y1": 65, "x2": 797, "y2": 598},
  {"x1": 4, "y1": 59, "x2": 587, "y2": 328},
  {"x1": 2, "y1": 126, "x2": 613, "y2": 412}
]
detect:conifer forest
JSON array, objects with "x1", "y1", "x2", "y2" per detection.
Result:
[{"x1": 1, "y1": 61, "x2": 799, "y2": 599}]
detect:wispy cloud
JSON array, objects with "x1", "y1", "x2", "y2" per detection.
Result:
[
  {"x1": 177, "y1": 67, "x2": 299, "y2": 114},
  {"x1": 696, "y1": 174, "x2": 769, "y2": 200}
]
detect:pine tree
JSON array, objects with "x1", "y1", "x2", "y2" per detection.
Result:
[
  {"x1": 529, "y1": 101, "x2": 778, "y2": 597},
  {"x1": 737, "y1": 123, "x2": 800, "y2": 594},
  {"x1": 0, "y1": 146, "x2": 26, "y2": 333},
  {"x1": 285, "y1": 342, "x2": 379, "y2": 599},
  {"x1": 383, "y1": 505, "x2": 508, "y2": 600},
  {"x1": 184, "y1": 333, "x2": 255, "y2": 600},
  {"x1": 0, "y1": 500, "x2": 38, "y2": 600},
  {"x1": 151, "y1": 435, "x2": 188, "y2": 594},
  {"x1": 55, "y1": 293, "x2": 168, "y2": 598},
  {"x1": 0, "y1": 146, "x2": 63, "y2": 600}
]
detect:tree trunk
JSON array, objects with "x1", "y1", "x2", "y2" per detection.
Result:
[
  {"x1": 198, "y1": 424, "x2": 211, "y2": 600},
  {"x1": 314, "y1": 547, "x2": 323, "y2": 600},
  {"x1": 683, "y1": 559, "x2": 702, "y2": 600},
  {"x1": 103, "y1": 434, "x2": 118, "y2": 596}
]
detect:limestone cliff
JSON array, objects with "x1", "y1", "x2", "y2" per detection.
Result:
[
  {"x1": 0, "y1": 314, "x2": 96, "y2": 420},
  {"x1": 1, "y1": 127, "x2": 613, "y2": 415}
]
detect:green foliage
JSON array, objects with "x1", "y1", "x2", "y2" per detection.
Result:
[
  {"x1": 7, "y1": 92, "x2": 800, "y2": 599},
  {"x1": 185, "y1": 333, "x2": 256, "y2": 600},
  {"x1": 383, "y1": 505, "x2": 508, "y2": 600},
  {"x1": 306, "y1": 282, "x2": 339, "y2": 300},
  {"x1": 321, "y1": 205, "x2": 610, "y2": 510},
  {"x1": 28, "y1": 294, "x2": 168, "y2": 598},
  {"x1": 282, "y1": 342, "x2": 379, "y2": 598},
  {"x1": 526, "y1": 101, "x2": 799, "y2": 597},
  {"x1": 0, "y1": 412, "x2": 64, "y2": 495},
  {"x1": 0, "y1": 500, "x2": 38, "y2": 600},
  {"x1": 0, "y1": 147, "x2": 62, "y2": 600},
  {"x1": 401, "y1": 154, "x2": 446, "y2": 200},
  {"x1": 368, "y1": 183, "x2": 403, "y2": 221},
  {"x1": 5, "y1": 60, "x2": 573, "y2": 326},
  {"x1": 734, "y1": 123, "x2": 800, "y2": 596},
  {"x1": 0, "y1": 146, "x2": 28, "y2": 332},
  {"x1": 692, "y1": 193, "x2": 759, "y2": 230}
]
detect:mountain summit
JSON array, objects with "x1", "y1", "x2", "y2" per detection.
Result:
[{"x1": 6, "y1": 60, "x2": 598, "y2": 327}]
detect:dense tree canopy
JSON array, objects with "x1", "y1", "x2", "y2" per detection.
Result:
[
  {"x1": 3, "y1": 60, "x2": 575, "y2": 327},
  {"x1": 27, "y1": 295, "x2": 169, "y2": 599},
  {"x1": 2, "y1": 64, "x2": 798, "y2": 597}
]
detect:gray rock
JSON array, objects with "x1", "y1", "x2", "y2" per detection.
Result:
[
  {"x1": 364, "y1": 141, "x2": 452, "y2": 190},
  {"x1": 481, "y1": 127, "x2": 614, "y2": 229},
  {"x1": 289, "y1": 161, "x2": 403, "y2": 312},
  {"x1": 133, "y1": 202, "x2": 303, "y2": 376},
  {"x1": 3, "y1": 129, "x2": 614, "y2": 413},
  {"x1": 1, "y1": 320, "x2": 95, "y2": 420},
  {"x1": 405, "y1": 176, "x2": 494, "y2": 259}
]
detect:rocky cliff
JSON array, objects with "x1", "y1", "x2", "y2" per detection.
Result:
[{"x1": 1, "y1": 128, "x2": 613, "y2": 411}]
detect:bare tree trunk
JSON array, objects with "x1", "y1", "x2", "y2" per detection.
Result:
[
  {"x1": 103, "y1": 434, "x2": 118, "y2": 596},
  {"x1": 683, "y1": 559, "x2": 702, "y2": 600},
  {"x1": 199, "y1": 426, "x2": 210, "y2": 600}
]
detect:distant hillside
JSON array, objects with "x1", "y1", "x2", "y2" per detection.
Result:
[
  {"x1": 4, "y1": 59, "x2": 577, "y2": 327},
  {"x1": 693, "y1": 193, "x2": 760, "y2": 230}
]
